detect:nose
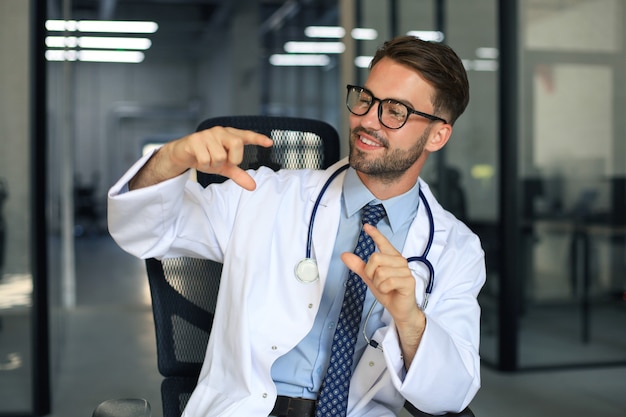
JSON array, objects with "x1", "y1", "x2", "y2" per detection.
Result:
[{"x1": 359, "y1": 99, "x2": 382, "y2": 129}]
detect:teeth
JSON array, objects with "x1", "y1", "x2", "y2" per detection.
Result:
[{"x1": 360, "y1": 136, "x2": 381, "y2": 147}]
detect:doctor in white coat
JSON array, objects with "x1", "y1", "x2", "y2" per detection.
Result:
[{"x1": 108, "y1": 36, "x2": 485, "y2": 417}]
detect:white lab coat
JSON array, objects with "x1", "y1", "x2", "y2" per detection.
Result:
[{"x1": 108, "y1": 155, "x2": 485, "y2": 417}]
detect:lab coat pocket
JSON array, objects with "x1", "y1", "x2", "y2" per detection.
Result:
[
  {"x1": 349, "y1": 336, "x2": 404, "y2": 416},
  {"x1": 350, "y1": 329, "x2": 388, "y2": 398}
]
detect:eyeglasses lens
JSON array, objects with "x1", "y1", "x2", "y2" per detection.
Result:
[
  {"x1": 380, "y1": 101, "x2": 408, "y2": 129},
  {"x1": 347, "y1": 88, "x2": 372, "y2": 116},
  {"x1": 347, "y1": 87, "x2": 408, "y2": 129}
]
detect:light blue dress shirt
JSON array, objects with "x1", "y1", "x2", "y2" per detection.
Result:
[{"x1": 271, "y1": 167, "x2": 420, "y2": 399}]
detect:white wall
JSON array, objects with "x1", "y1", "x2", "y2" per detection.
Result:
[{"x1": 0, "y1": 0, "x2": 31, "y2": 274}]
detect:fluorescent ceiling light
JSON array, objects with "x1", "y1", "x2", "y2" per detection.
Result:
[
  {"x1": 46, "y1": 20, "x2": 158, "y2": 34},
  {"x1": 269, "y1": 54, "x2": 330, "y2": 66},
  {"x1": 45, "y1": 49, "x2": 145, "y2": 63},
  {"x1": 406, "y1": 30, "x2": 445, "y2": 42},
  {"x1": 354, "y1": 55, "x2": 373, "y2": 69},
  {"x1": 79, "y1": 50, "x2": 144, "y2": 63},
  {"x1": 284, "y1": 41, "x2": 345, "y2": 54},
  {"x1": 79, "y1": 36, "x2": 152, "y2": 49},
  {"x1": 78, "y1": 21, "x2": 158, "y2": 33},
  {"x1": 475, "y1": 47, "x2": 499, "y2": 59},
  {"x1": 304, "y1": 26, "x2": 345, "y2": 38},
  {"x1": 46, "y1": 36, "x2": 152, "y2": 50},
  {"x1": 46, "y1": 49, "x2": 78, "y2": 61},
  {"x1": 351, "y1": 28, "x2": 378, "y2": 40},
  {"x1": 304, "y1": 25, "x2": 378, "y2": 41},
  {"x1": 46, "y1": 20, "x2": 70, "y2": 31},
  {"x1": 46, "y1": 36, "x2": 77, "y2": 48}
]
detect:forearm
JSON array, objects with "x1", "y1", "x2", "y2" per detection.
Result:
[
  {"x1": 395, "y1": 308, "x2": 426, "y2": 369},
  {"x1": 129, "y1": 144, "x2": 189, "y2": 190}
]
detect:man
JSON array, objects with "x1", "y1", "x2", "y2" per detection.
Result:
[{"x1": 108, "y1": 36, "x2": 485, "y2": 417}]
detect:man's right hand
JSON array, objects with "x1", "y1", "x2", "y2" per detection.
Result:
[{"x1": 129, "y1": 126, "x2": 273, "y2": 191}]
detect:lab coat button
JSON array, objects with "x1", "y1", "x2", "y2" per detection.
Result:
[
  {"x1": 308, "y1": 303, "x2": 313, "y2": 309},
  {"x1": 369, "y1": 361, "x2": 375, "y2": 367},
  {"x1": 262, "y1": 393, "x2": 268, "y2": 398},
  {"x1": 271, "y1": 345, "x2": 278, "y2": 350}
]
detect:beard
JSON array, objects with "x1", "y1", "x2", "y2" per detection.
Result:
[{"x1": 348, "y1": 125, "x2": 431, "y2": 183}]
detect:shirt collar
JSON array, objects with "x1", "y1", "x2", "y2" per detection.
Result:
[{"x1": 342, "y1": 167, "x2": 420, "y2": 233}]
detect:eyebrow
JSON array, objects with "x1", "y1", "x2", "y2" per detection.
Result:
[{"x1": 363, "y1": 85, "x2": 418, "y2": 110}]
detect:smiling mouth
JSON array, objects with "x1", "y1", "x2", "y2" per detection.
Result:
[
  {"x1": 352, "y1": 127, "x2": 387, "y2": 149},
  {"x1": 359, "y1": 135, "x2": 381, "y2": 147}
]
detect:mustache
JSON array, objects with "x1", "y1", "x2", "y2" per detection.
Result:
[{"x1": 351, "y1": 126, "x2": 388, "y2": 148}]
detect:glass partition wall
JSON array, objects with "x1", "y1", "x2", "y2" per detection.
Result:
[
  {"x1": 516, "y1": 0, "x2": 626, "y2": 368},
  {"x1": 0, "y1": 0, "x2": 50, "y2": 415},
  {"x1": 350, "y1": 0, "x2": 626, "y2": 370}
]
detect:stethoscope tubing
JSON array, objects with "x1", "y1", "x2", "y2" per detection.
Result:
[
  {"x1": 305, "y1": 163, "x2": 435, "y2": 300},
  {"x1": 305, "y1": 164, "x2": 350, "y2": 259},
  {"x1": 407, "y1": 188, "x2": 435, "y2": 297}
]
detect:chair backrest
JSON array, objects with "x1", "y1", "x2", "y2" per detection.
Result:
[
  {"x1": 196, "y1": 115, "x2": 341, "y2": 174},
  {"x1": 145, "y1": 115, "x2": 341, "y2": 417}
]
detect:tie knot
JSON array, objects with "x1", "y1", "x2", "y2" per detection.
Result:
[{"x1": 361, "y1": 204, "x2": 386, "y2": 226}]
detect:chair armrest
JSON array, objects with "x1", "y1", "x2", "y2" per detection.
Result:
[
  {"x1": 92, "y1": 399, "x2": 151, "y2": 417},
  {"x1": 404, "y1": 401, "x2": 475, "y2": 417}
]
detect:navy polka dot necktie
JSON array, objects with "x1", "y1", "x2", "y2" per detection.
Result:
[{"x1": 316, "y1": 203, "x2": 387, "y2": 417}]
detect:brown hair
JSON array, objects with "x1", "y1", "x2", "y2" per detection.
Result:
[{"x1": 370, "y1": 36, "x2": 469, "y2": 125}]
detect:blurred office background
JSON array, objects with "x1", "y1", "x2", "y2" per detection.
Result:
[{"x1": 1, "y1": 0, "x2": 625, "y2": 416}]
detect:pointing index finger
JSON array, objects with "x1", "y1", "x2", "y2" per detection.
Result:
[
  {"x1": 362, "y1": 223, "x2": 402, "y2": 256},
  {"x1": 224, "y1": 127, "x2": 273, "y2": 148}
]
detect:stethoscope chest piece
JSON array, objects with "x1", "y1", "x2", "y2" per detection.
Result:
[{"x1": 295, "y1": 258, "x2": 319, "y2": 283}]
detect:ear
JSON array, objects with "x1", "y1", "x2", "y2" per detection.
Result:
[{"x1": 425, "y1": 123, "x2": 452, "y2": 152}]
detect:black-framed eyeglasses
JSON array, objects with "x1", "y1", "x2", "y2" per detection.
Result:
[{"x1": 346, "y1": 84, "x2": 448, "y2": 129}]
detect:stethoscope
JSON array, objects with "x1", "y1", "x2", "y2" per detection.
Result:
[{"x1": 294, "y1": 164, "x2": 436, "y2": 349}]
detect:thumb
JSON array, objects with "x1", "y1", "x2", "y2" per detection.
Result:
[
  {"x1": 220, "y1": 165, "x2": 258, "y2": 191},
  {"x1": 341, "y1": 252, "x2": 367, "y2": 279}
]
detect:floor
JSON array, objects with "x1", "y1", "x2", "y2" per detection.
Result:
[{"x1": 44, "y1": 234, "x2": 626, "y2": 417}]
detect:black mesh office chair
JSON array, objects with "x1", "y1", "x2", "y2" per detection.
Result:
[{"x1": 94, "y1": 116, "x2": 474, "y2": 417}]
